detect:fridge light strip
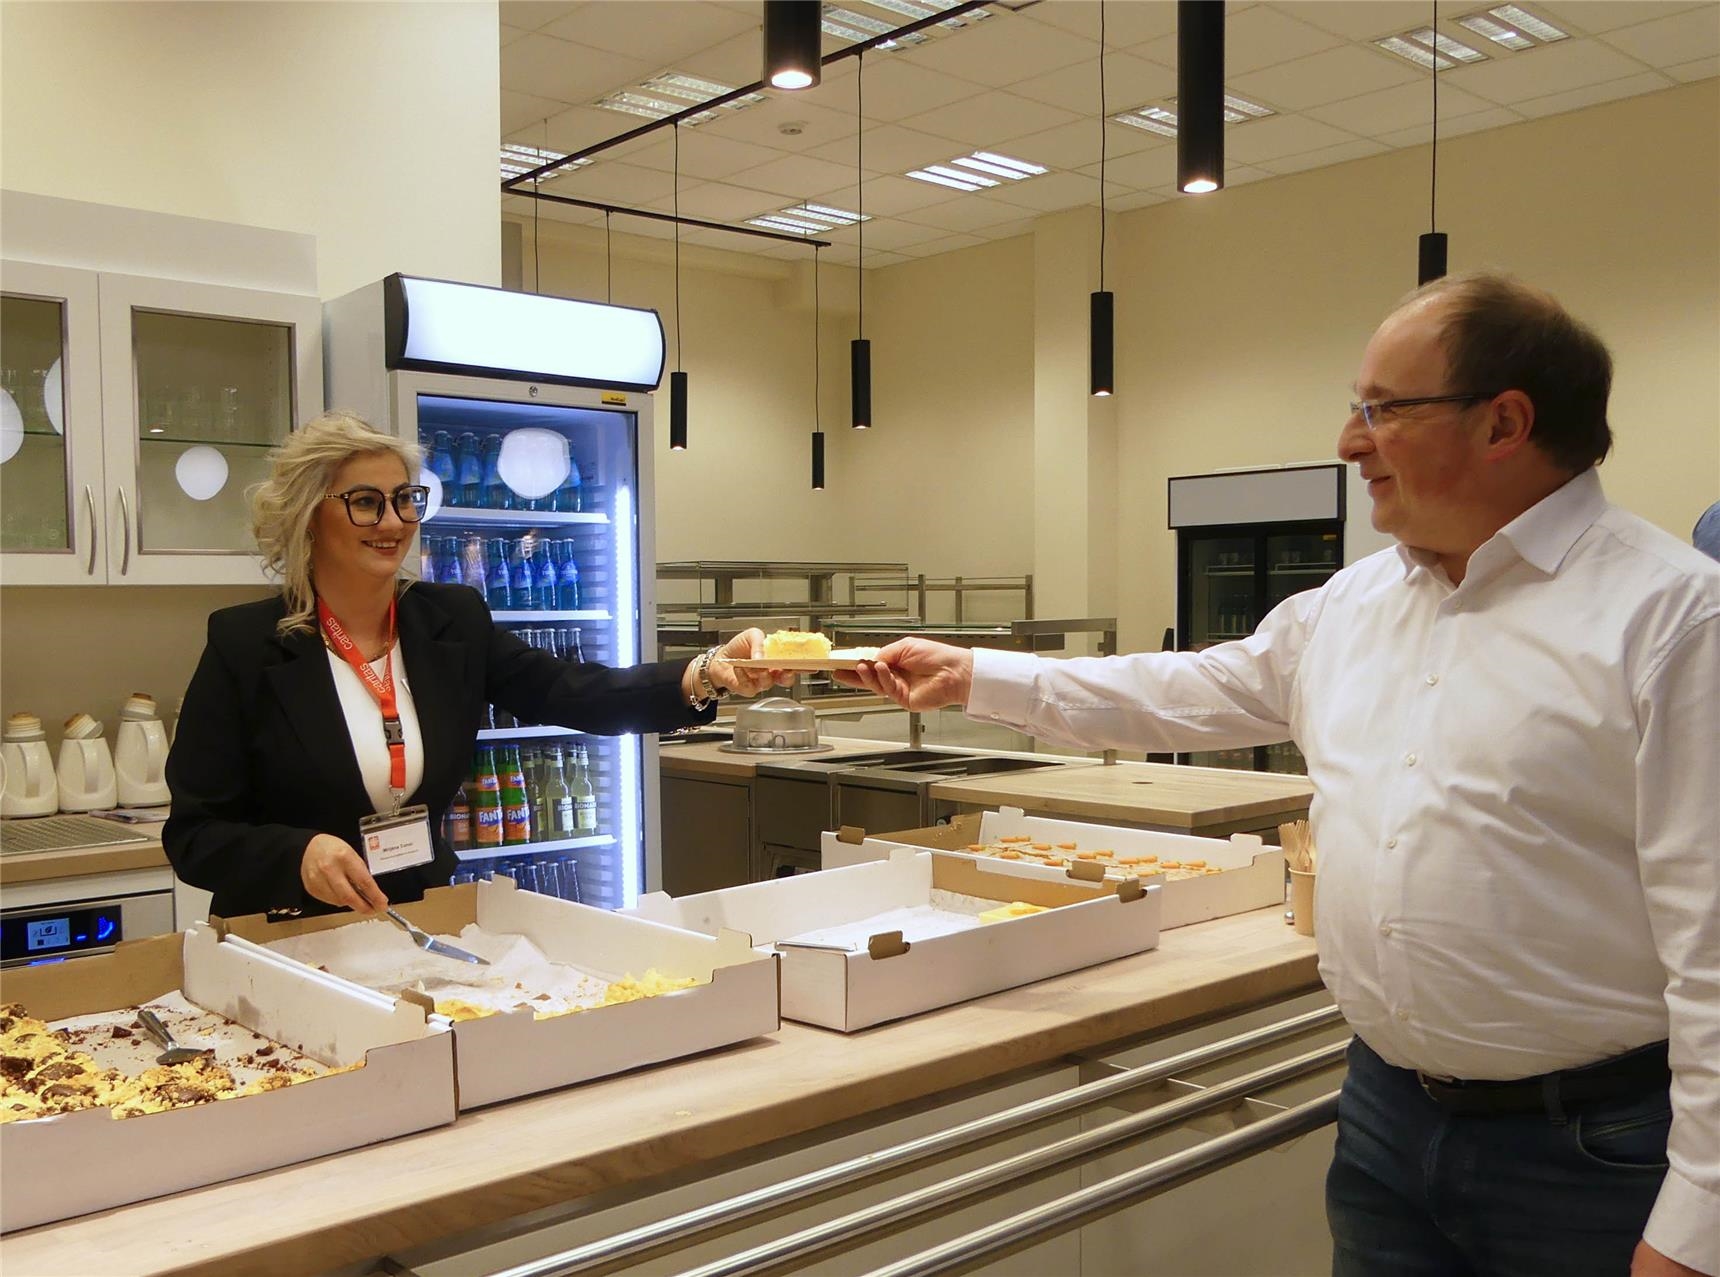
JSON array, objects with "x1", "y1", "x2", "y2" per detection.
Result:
[{"x1": 615, "y1": 484, "x2": 641, "y2": 907}]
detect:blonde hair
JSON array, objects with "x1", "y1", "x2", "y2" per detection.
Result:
[{"x1": 251, "y1": 410, "x2": 421, "y2": 635}]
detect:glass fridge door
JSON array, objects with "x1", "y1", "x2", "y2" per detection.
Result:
[
  {"x1": 410, "y1": 392, "x2": 643, "y2": 910},
  {"x1": 1187, "y1": 534, "x2": 1256, "y2": 647},
  {"x1": 0, "y1": 293, "x2": 73, "y2": 554}
]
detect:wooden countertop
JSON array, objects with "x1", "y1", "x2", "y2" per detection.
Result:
[
  {"x1": 4, "y1": 908, "x2": 1319, "y2": 1277},
  {"x1": 929, "y1": 761, "x2": 1314, "y2": 832},
  {"x1": 657, "y1": 734, "x2": 909, "y2": 779}
]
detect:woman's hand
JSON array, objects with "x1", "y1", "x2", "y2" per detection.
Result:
[
  {"x1": 301, "y1": 833, "x2": 389, "y2": 914},
  {"x1": 706, "y1": 627, "x2": 797, "y2": 698},
  {"x1": 831, "y1": 638, "x2": 974, "y2": 710}
]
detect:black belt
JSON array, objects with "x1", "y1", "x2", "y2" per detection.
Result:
[{"x1": 1415, "y1": 1040, "x2": 1670, "y2": 1116}]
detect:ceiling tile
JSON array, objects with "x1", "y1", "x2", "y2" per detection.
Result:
[
  {"x1": 621, "y1": 131, "x2": 787, "y2": 180},
  {"x1": 1666, "y1": 54, "x2": 1720, "y2": 81},
  {"x1": 895, "y1": 231, "x2": 989, "y2": 258},
  {"x1": 677, "y1": 31, "x2": 772, "y2": 86},
  {"x1": 1083, "y1": 144, "x2": 1180, "y2": 191},
  {"x1": 1231, "y1": 45, "x2": 1422, "y2": 111},
  {"x1": 1441, "y1": 38, "x2": 1651, "y2": 104},
  {"x1": 1305, "y1": 80, "x2": 1494, "y2": 136},
  {"x1": 669, "y1": 181, "x2": 782, "y2": 221},
  {"x1": 503, "y1": 89, "x2": 577, "y2": 135},
  {"x1": 1598, "y1": 6, "x2": 1720, "y2": 67},
  {"x1": 1023, "y1": 0, "x2": 1179, "y2": 47},
  {"x1": 804, "y1": 123, "x2": 963, "y2": 172},
  {"x1": 1292, "y1": 1, "x2": 1440, "y2": 43},
  {"x1": 499, "y1": 1, "x2": 586, "y2": 33},
  {"x1": 1223, "y1": 163, "x2": 1275, "y2": 187},
  {"x1": 1222, "y1": 114, "x2": 1365, "y2": 163},
  {"x1": 1511, "y1": 70, "x2": 1676, "y2": 117},
  {"x1": 897, "y1": 194, "x2": 1040, "y2": 232},
  {"x1": 698, "y1": 94, "x2": 858, "y2": 151},
  {"x1": 817, "y1": 175, "x2": 963, "y2": 218},
  {"x1": 501, "y1": 23, "x2": 532, "y2": 48},
  {"x1": 728, "y1": 152, "x2": 861, "y2": 199},
  {"x1": 501, "y1": 33, "x2": 655, "y2": 105},
  {"x1": 1537, "y1": 2, "x2": 1710, "y2": 37},
  {"x1": 847, "y1": 219, "x2": 950, "y2": 251},
  {"x1": 538, "y1": 105, "x2": 652, "y2": 155},
  {"x1": 858, "y1": 249, "x2": 914, "y2": 270},
  {"x1": 898, "y1": 90, "x2": 1081, "y2": 147},
  {"x1": 903, "y1": 12, "x2": 1096, "y2": 87},
  {"x1": 546, "y1": 161, "x2": 678, "y2": 205},
  {"x1": 1374, "y1": 105, "x2": 1523, "y2": 146},
  {"x1": 541, "y1": 1, "x2": 755, "y2": 64},
  {"x1": 504, "y1": 192, "x2": 602, "y2": 226},
  {"x1": 1009, "y1": 52, "x2": 1176, "y2": 116},
  {"x1": 1255, "y1": 136, "x2": 1389, "y2": 175},
  {"x1": 1131, "y1": 6, "x2": 1346, "y2": 74},
  {"x1": 845, "y1": 57, "x2": 989, "y2": 122},
  {"x1": 983, "y1": 169, "x2": 1104, "y2": 212},
  {"x1": 1107, "y1": 188, "x2": 1169, "y2": 212},
  {"x1": 1006, "y1": 117, "x2": 1167, "y2": 173}
]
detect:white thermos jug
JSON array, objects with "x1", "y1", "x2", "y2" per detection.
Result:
[
  {"x1": 1, "y1": 712, "x2": 59, "y2": 818},
  {"x1": 56, "y1": 712, "x2": 117, "y2": 813},
  {"x1": 115, "y1": 692, "x2": 171, "y2": 808}
]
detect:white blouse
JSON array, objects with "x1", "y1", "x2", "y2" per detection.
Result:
[{"x1": 325, "y1": 644, "x2": 426, "y2": 815}]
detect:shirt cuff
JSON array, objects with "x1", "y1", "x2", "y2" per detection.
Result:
[
  {"x1": 966, "y1": 648, "x2": 1040, "y2": 729},
  {"x1": 1644, "y1": 1166, "x2": 1720, "y2": 1275}
]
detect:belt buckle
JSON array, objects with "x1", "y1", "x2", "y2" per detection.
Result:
[{"x1": 1418, "y1": 1071, "x2": 1456, "y2": 1103}]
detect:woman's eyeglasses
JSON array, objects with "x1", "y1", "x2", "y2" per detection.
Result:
[{"x1": 323, "y1": 485, "x2": 430, "y2": 526}]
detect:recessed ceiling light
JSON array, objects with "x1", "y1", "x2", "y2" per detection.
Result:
[
  {"x1": 906, "y1": 150, "x2": 1047, "y2": 191},
  {"x1": 1409, "y1": 27, "x2": 1487, "y2": 62},
  {"x1": 747, "y1": 202, "x2": 870, "y2": 234},
  {"x1": 1454, "y1": 12, "x2": 1533, "y2": 49},
  {"x1": 858, "y1": 0, "x2": 990, "y2": 28},
  {"x1": 1375, "y1": 34, "x2": 1452, "y2": 70},
  {"x1": 500, "y1": 143, "x2": 590, "y2": 181},
  {"x1": 906, "y1": 168, "x2": 988, "y2": 191},
  {"x1": 1488, "y1": 4, "x2": 1567, "y2": 43},
  {"x1": 594, "y1": 73, "x2": 765, "y2": 126},
  {"x1": 1375, "y1": 26, "x2": 1487, "y2": 69},
  {"x1": 1110, "y1": 96, "x2": 1274, "y2": 139}
]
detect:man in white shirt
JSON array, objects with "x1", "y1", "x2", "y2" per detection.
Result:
[{"x1": 838, "y1": 274, "x2": 1719, "y2": 1277}]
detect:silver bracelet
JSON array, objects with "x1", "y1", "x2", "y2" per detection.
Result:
[{"x1": 689, "y1": 646, "x2": 725, "y2": 709}]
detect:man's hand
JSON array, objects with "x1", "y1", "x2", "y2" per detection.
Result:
[
  {"x1": 706, "y1": 627, "x2": 796, "y2": 698},
  {"x1": 831, "y1": 638, "x2": 974, "y2": 710},
  {"x1": 1634, "y1": 1240, "x2": 1713, "y2": 1277},
  {"x1": 301, "y1": 833, "x2": 389, "y2": 914}
]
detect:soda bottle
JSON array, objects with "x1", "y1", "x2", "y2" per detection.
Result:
[
  {"x1": 501, "y1": 745, "x2": 532, "y2": 845},
  {"x1": 557, "y1": 540, "x2": 581, "y2": 611},
  {"x1": 419, "y1": 536, "x2": 438, "y2": 584},
  {"x1": 570, "y1": 744, "x2": 597, "y2": 833},
  {"x1": 481, "y1": 435, "x2": 510, "y2": 510},
  {"x1": 455, "y1": 534, "x2": 484, "y2": 600},
  {"x1": 486, "y1": 538, "x2": 512, "y2": 610},
  {"x1": 543, "y1": 745, "x2": 576, "y2": 837},
  {"x1": 567, "y1": 627, "x2": 585, "y2": 662},
  {"x1": 553, "y1": 450, "x2": 582, "y2": 513},
  {"x1": 445, "y1": 782, "x2": 473, "y2": 851},
  {"x1": 429, "y1": 429, "x2": 458, "y2": 501},
  {"x1": 455, "y1": 432, "x2": 483, "y2": 507},
  {"x1": 471, "y1": 748, "x2": 504, "y2": 850},
  {"x1": 511, "y1": 537, "x2": 538, "y2": 611}
]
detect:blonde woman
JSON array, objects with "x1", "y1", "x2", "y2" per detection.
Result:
[{"x1": 165, "y1": 411, "x2": 784, "y2": 918}]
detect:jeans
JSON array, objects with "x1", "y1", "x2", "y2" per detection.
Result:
[{"x1": 1328, "y1": 1037, "x2": 1670, "y2": 1277}]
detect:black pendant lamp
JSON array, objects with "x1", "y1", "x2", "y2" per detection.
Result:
[
  {"x1": 1091, "y1": 1, "x2": 1114, "y2": 398},
  {"x1": 812, "y1": 244, "x2": 826, "y2": 489},
  {"x1": 851, "y1": 52, "x2": 872, "y2": 429},
  {"x1": 765, "y1": 0, "x2": 821, "y2": 91},
  {"x1": 669, "y1": 123, "x2": 688, "y2": 451},
  {"x1": 1418, "y1": 0, "x2": 1449, "y2": 284},
  {"x1": 1177, "y1": 0, "x2": 1224, "y2": 194}
]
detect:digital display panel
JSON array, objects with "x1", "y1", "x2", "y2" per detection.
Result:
[{"x1": 26, "y1": 917, "x2": 70, "y2": 951}]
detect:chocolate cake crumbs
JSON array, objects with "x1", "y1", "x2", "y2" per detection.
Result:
[
  {"x1": 110, "y1": 1025, "x2": 134, "y2": 1040},
  {"x1": 39, "y1": 1082, "x2": 92, "y2": 1101},
  {"x1": 0, "y1": 1056, "x2": 30, "y2": 1083}
]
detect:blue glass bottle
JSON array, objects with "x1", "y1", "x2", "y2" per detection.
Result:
[
  {"x1": 453, "y1": 432, "x2": 482, "y2": 507},
  {"x1": 557, "y1": 539, "x2": 581, "y2": 611},
  {"x1": 486, "y1": 537, "x2": 512, "y2": 610},
  {"x1": 553, "y1": 452, "x2": 583, "y2": 513},
  {"x1": 510, "y1": 537, "x2": 538, "y2": 611},
  {"x1": 429, "y1": 430, "x2": 457, "y2": 501},
  {"x1": 481, "y1": 436, "x2": 510, "y2": 510}
]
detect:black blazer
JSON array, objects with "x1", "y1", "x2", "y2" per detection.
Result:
[{"x1": 164, "y1": 582, "x2": 711, "y2": 918}]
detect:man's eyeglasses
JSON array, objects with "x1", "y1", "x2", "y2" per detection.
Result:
[
  {"x1": 1348, "y1": 392, "x2": 1500, "y2": 431},
  {"x1": 323, "y1": 485, "x2": 430, "y2": 526}
]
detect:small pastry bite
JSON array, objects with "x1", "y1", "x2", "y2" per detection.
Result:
[
  {"x1": 998, "y1": 850, "x2": 1022, "y2": 859},
  {"x1": 1057, "y1": 841, "x2": 1078, "y2": 850},
  {"x1": 978, "y1": 901, "x2": 1050, "y2": 924},
  {"x1": 762, "y1": 630, "x2": 832, "y2": 659}
]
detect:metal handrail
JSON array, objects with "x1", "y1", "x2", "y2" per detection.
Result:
[
  {"x1": 861, "y1": 1091, "x2": 1342, "y2": 1277},
  {"x1": 485, "y1": 1006, "x2": 1344, "y2": 1277},
  {"x1": 665, "y1": 1043, "x2": 1347, "y2": 1277}
]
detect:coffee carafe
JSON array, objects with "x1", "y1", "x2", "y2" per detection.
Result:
[
  {"x1": 1, "y1": 712, "x2": 59, "y2": 818},
  {"x1": 56, "y1": 712, "x2": 117, "y2": 813},
  {"x1": 115, "y1": 692, "x2": 171, "y2": 808}
]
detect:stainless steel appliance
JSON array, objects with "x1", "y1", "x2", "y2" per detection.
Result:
[
  {"x1": 0, "y1": 865, "x2": 175, "y2": 966},
  {"x1": 721, "y1": 698, "x2": 830, "y2": 754}
]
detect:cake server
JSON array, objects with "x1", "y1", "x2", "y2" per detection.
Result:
[
  {"x1": 136, "y1": 1008, "x2": 213, "y2": 1065},
  {"x1": 385, "y1": 907, "x2": 490, "y2": 965}
]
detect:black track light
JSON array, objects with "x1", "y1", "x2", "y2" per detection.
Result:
[
  {"x1": 1177, "y1": 0, "x2": 1224, "y2": 194},
  {"x1": 1090, "y1": 292, "x2": 1114, "y2": 397},
  {"x1": 812, "y1": 430, "x2": 826, "y2": 490},
  {"x1": 852, "y1": 52, "x2": 872, "y2": 429},
  {"x1": 1418, "y1": 232, "x2": 1449, "y2": 286},
  {"x1": 851, "y1": 339, "x2": 872, "y2": 428},
  {"x1": 765, "y1": 0, "x2": 821, "y2": 91},
  {"x1": 669, "y1": 371, "x2": 688, "y2": 451}
]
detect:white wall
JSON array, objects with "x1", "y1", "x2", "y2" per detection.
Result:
[{"x1": 0, "y1": 0, "x2": 501, "y2": 299}]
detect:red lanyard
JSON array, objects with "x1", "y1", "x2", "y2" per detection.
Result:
[{"x1": 318, "y1": 597, "x2": 405, "y2": 801}]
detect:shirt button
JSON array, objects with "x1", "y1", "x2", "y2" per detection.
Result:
[
  {"x1": 1395, "y1": 1008, "x2": 1411, "y2": 1022},
  {"x1": 1379, "y1": 924, "x2": 1393, "y2": 937},
  {"x1": 1425, "y1": 674, "x2": 1438, "y2": 686},
  {"x1": 1404, "y1": 752, "x2": 1417, "y2": 767},
  {"x1": 1386, "y1": 837, "x2": 1398, "y2": 849}
]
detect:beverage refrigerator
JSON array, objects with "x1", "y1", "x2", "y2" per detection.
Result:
[
  {"x1": 325, "y1": 274, "x2": 665, "y2": 909},
  {"x1": 1166, "y1": 462, "x2": 1393, "y2": 775}
]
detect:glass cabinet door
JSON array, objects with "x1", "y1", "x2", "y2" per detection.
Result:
[
  {"x1": 1188, "y1": 534, "x2": 1255, "y2": 646},
  {"x1": 0, "y1": 260, "x2": 103, "y2": 583}
]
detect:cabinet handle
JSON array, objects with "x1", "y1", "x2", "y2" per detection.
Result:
[
  {"x1": 83, "y1": 485, "x2": 98, "y2": 575},
  {"x1": 117, "y1": 487, "x2": 132, "y2": 575}
]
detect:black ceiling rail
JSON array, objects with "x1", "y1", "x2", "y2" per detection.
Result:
[
  {"x1": 500, "y1": 0, "x2": 993, "y2": 192},
  {"x1": 511, "y1": 189, "x2": 833, "y2": 247}
]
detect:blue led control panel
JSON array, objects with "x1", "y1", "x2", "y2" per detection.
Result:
[{"x1": 1, "y1": 905, "x2": 122, "y2": 964}]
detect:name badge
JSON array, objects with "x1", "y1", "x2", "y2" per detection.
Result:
[{"x1": 359, "y1": 804, "x2": 434, "y2": 875}]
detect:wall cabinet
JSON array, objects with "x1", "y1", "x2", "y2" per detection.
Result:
[{"x1": 0, "y1": 259, "x2": 321, "y2": 586}]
